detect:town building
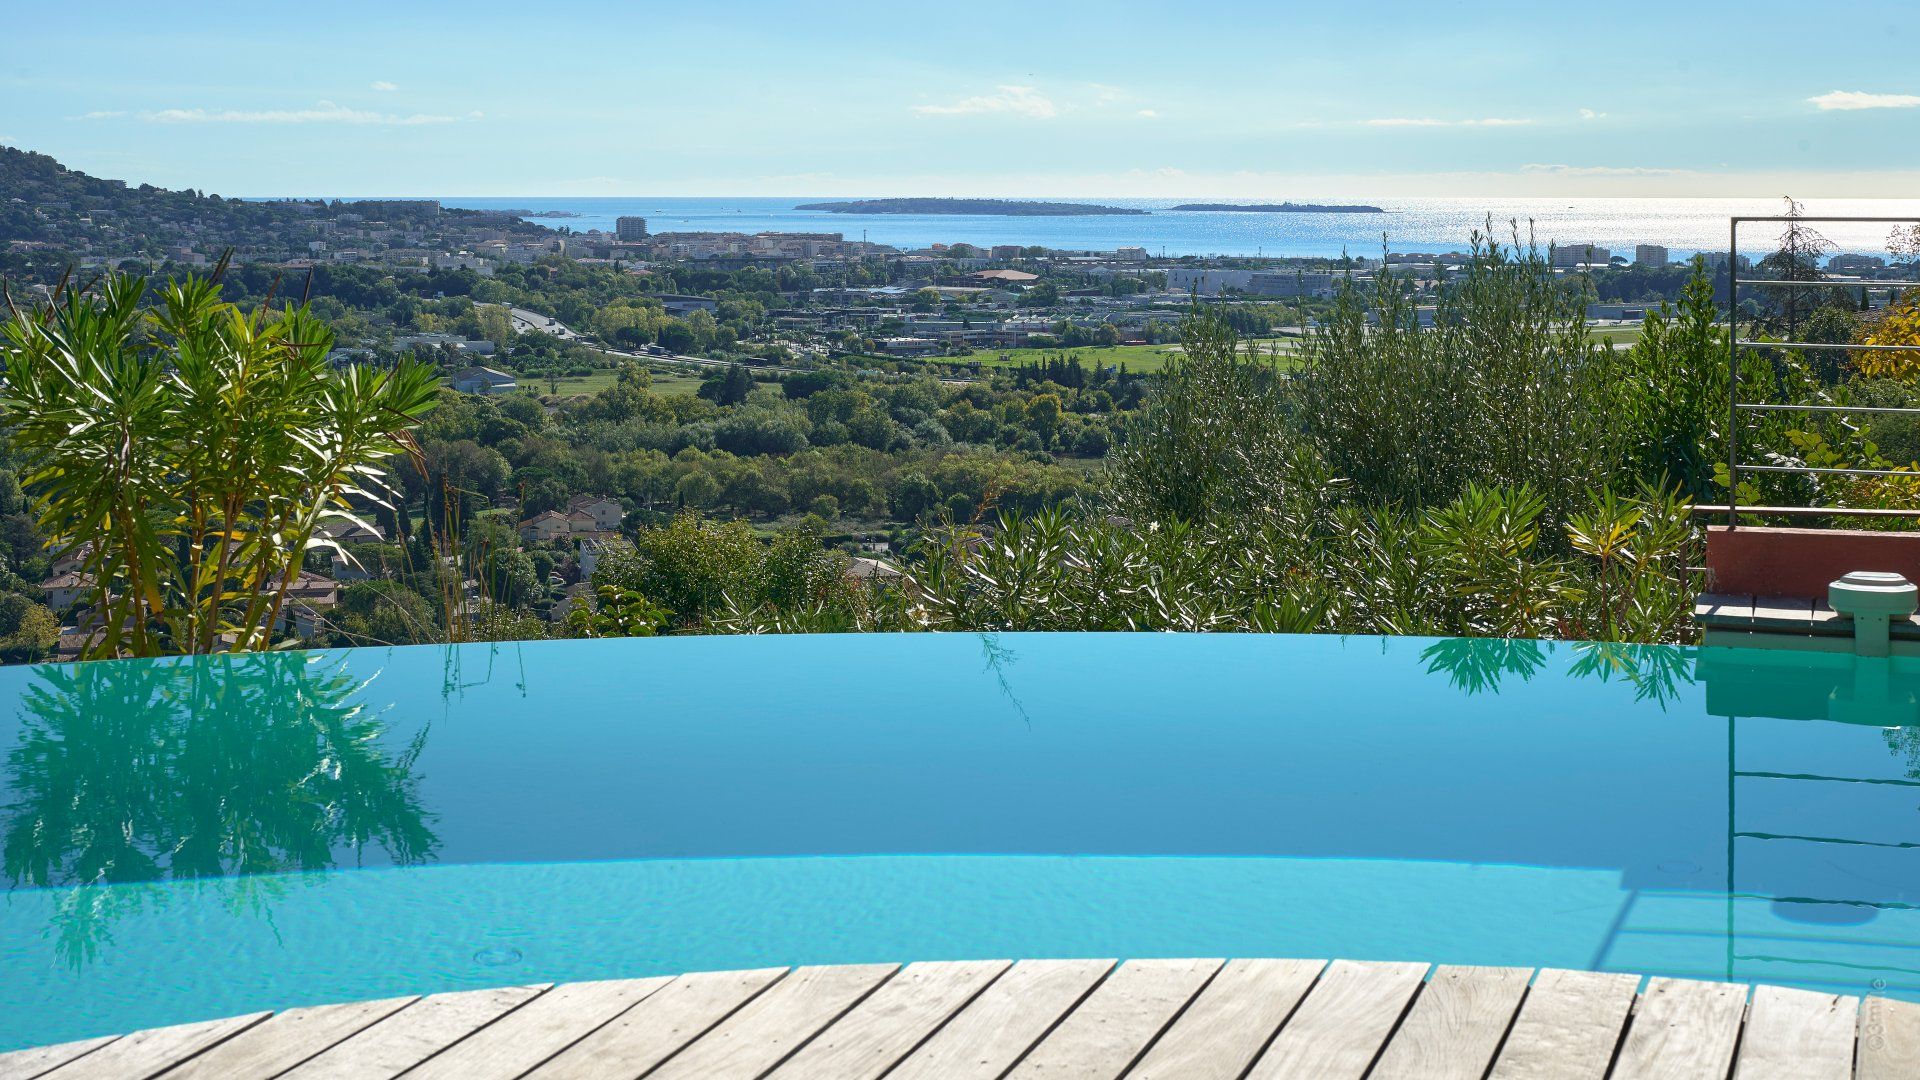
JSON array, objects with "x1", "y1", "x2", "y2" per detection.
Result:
[
  {"x1": 1635, "y1": 245, "x2": 1670, "y2": 267},
  {"x1": 1551, "y1": 243, "x2": 1610, "y2": 269},
  {"x1": 519, "y1": 502, "x2": 623, "y2": 545},
  {"x1": 517, "y1": 510, "x2": 573, "y2": 544},
  {"x1": 449, "y1": 366, "x2": 518, "y2": 395},
  {"x1": 1167, "y1": 268, "x2": 1253, "y2": 295},
  {"x1": 567, "y1": 495, "x2": 626, "y2": 531},
  {"x1": 1245, "y1": 271, "x2": 1336, "y2": 298},
  {"x1": 616, "y1": 216, "x2": 649, "y2": 241},
  {"x1": 1829, "y1": 253, "x2": 1888, "y2": 273},
  {"x1": 277, "y1": 572, "x2": 340, "y2": 639},
  {"x1": 657, "y1": 294, "x2": 719, "y2": 316},
  {"x1": 39, "y1": 571, "x2": 92, "y2": 612}
]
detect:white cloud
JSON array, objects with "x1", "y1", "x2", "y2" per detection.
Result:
[
  {"x1": 370, "y1": 80, "x2": 399, "y2": 92},
  {"x1": 136, "y1": 100, "x2": 475, "y2": 125},
  {"x1": 1808, "y1": 89, "x2": 1920, "y2": 111},
  {"x1": 912, "y1": 85, "x2": 1058, "y2": 119},
  {"x1": 1363, "y1": 116, "x2": 1532, "y2": 127},
  {"x1": 1521, "y1": 162, "x2": 1682, "y2": 176},
  {"x1": 78, "y1": 110, "x2": 128, "y2": 120},
  {"x1": 1579, "y1": 108, "x2": 1606, "y2": 120},
  {"x1": 1137, "y1": 109, "x2": 1159, "y2": 118}
]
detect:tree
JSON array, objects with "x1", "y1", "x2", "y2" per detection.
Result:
[
  {"x1": 337, "y1": 580, "x2": 440, "y2": 645},
  {"x1": 0, "y1": 594, "x2": 57, "y2": 662},
  {"x1": 699, "y1": 364, "x2": 756, "y2": 407},
  {"x1": 1024, "y1": 393, "x2": 1064, "y2": 447},
  {"x1": 675, "y1": 470, "x2": 722, "y2": 509},
  {"x1": 1, "y1": 270, "x2": 439, "y2": 658},
  {"x1": 893, "y1": 473, "x2": 942, "y2": 519},
  {"x1": 1756, "y1": 197, "x2": 1835, "y2": 341}
]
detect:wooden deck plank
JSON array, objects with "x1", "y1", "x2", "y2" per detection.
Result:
[
  {"x1": 526, "y1": 968, "x2": 786, "y2": 1080},
  {"x1": 40, "y1": 1013, "x2": 271, "y2": 1080},
  {"x1": 767, "y1": 960, "x2": 1009, "y2": 1080},
  {"x1": 1127, "y1": 958, "x2": 1326, "y2": 1080},
  {"x1": 1856, "y1": 996, "x2": 1920, "y2": 1080},
  {"x1": 402, "y1": 977, "x2": 672, "y2": 1080},
  {"x1": 11, "y1": 962, "x2": 1909, "y2": 1080},
  {"x1": 645, "y1": 963, "x2": 898, "y2": 1080},
  {"x1": 0, "y1": 1036, "x2": 120, "y2": 1080},
  {"x1": 1488, "y1": 969, "x2": 1639, "y2": 1080},
  {"x1": 1733, "y1": 986, "x2": 1857, "y2": 1080},
  {"x1": 1610, "y1": 977, "x2": 1749, "y2": 1080},
  {"x1": 1370, "y1": 965, "x2": 1532, "y2": 1080},
  {"x1": 887, "y1": 959, "x2": 1115, "y2": 1080},
  {"x1": 156, "y1": 997, "x2": 417, "y2": 1079},
  {"x1": 279, "y1": 984, "x2": 551, "y2": 1079},
  {"x1": 1004, "y1": 957, "x2": 1222, "y2": 1079},
  {"x1": 1244, "y1": 959, "x2": 1429, "y2": 1080}
]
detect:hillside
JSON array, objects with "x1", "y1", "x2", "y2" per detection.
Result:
[{"x1": 0, "y1": 146, "x2": 533, "y2": 263}]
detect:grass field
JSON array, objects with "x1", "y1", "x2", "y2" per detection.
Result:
[
  {"x1": 1590, "y1": 325, "x2": 1644, "y2": 347},
  {"x1": 501, "y1": 367, "x2": 745, "y2": 398}
]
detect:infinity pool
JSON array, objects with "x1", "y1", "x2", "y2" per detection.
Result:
[{"x1": 1, "y1": 633, "x2": 1918, "y2": 1050}]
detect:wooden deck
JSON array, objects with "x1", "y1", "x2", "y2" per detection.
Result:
[{"x1": 4, "y1": 959, "x2": 1917, "y2": 1079}]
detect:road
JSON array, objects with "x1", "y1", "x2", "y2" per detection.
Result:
[
  {"x1": 479, "y1": 301, "x2": 808, "y2": 375},
  {"x1": 482, "y1": 301, "x2": 971, "y2": 385}
]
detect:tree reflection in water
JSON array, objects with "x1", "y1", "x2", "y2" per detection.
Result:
[
  {"x1": 2, "y1": 651, "x2": 436, "y2": 966},
  {"x1": 1417, "y1": 636, "x2": 1692, "y2": 706}
]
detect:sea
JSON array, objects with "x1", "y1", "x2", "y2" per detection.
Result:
[{"x1": 396, "y1": 196, "x2": 1920, "y2": 261}]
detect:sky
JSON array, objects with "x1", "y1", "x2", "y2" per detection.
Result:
[{"x1": 4, "y1": 0, "x2": 1919, "y2": 199}]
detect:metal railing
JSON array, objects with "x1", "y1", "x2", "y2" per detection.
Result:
[{"x1": 1724, "y1": 214, "x2": 1920, "y2": 527}]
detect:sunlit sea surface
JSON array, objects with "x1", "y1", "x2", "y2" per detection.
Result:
[{"x1": 353, "y1": 196, "x2": 1920, "y2": 259}]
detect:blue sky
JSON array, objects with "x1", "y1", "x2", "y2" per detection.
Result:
[{"x1": 4, "y1": 0, "x2": 1919, "y2": 198}]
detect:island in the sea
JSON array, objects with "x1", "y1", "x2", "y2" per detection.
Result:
[
  {"x1": 1171, "y1": 202, "x2": 1386, "y2": 213},
  {"x1": 795, "y1": 198, "x2": 1147, "y2": 216}
]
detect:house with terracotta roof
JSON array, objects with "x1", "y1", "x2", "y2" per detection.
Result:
[
  {"x1": 566, "y1": 495, "x2": 625, "y2": 531},
  {"x1": 518, "y1": 510, "x2": 572, "y2": 543},
  {"x1": 39, "y1": 571, "x2": 92, "y2": 612}
]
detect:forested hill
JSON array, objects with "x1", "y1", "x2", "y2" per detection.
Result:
[
  {"x1": 0, "y1": 146, "x2": 529, "y2": 258},
  {"x1": 0, "y1": 145, "x2": 314, "y2": 246}
]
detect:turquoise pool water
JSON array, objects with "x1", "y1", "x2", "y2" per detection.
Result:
[{"x1": 1, "y1": 633, "x2": 1918, "y2": 1050}]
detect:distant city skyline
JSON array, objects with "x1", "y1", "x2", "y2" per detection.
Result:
[{"x1": 6, "y1": 0, "x2": 1920, "y2": 199}]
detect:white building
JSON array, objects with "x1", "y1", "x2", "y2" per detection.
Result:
[
  {"x1": 1166, "y1": 268, "x2": 1254, "y2": 295},
  {"x1": 1245, "y1": 271, "x2": 1337, "y2": 298},
  {"x1": 1634, "y1": 245, "x2": 1669, "y2": 267},
  {"x1": 450, "y1": 366, "x2": 518, "y2": 395},
  {"x1": 1551, "y1": 243, "x2": 1610, "y2": 269}
]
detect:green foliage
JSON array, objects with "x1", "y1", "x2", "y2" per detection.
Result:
[
  {"x1": 1, "y1": 270, "x2": 439, "y2": 658},
  {"x1": 908, "y1": 507, "x2": 1327, "y2": 633},
  {"x1": 335, "y1": 580, "x2": 441, "y2": 646},
  {"x1": 591, "y1": 512, "x2": 860, "y2": 632},
  {"x1": 901, "y1": 480, "x2": 1697, "y2": 644},
  {"x1": 564, "y1": 585, "x2": 670, "y2": 638},
  {"x1": 1102, "y1": 313, "x2": 1308, "y2": 524},
  {"x1": 1296, "y1": 234, "x2": 1621, "y2": 528},
  {"x1": 1614, "y1": 265, "x2": 1727, "y2": 497},
  {"x1": 0, "y1": 594, "x2": 57, "y2": 662}
]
